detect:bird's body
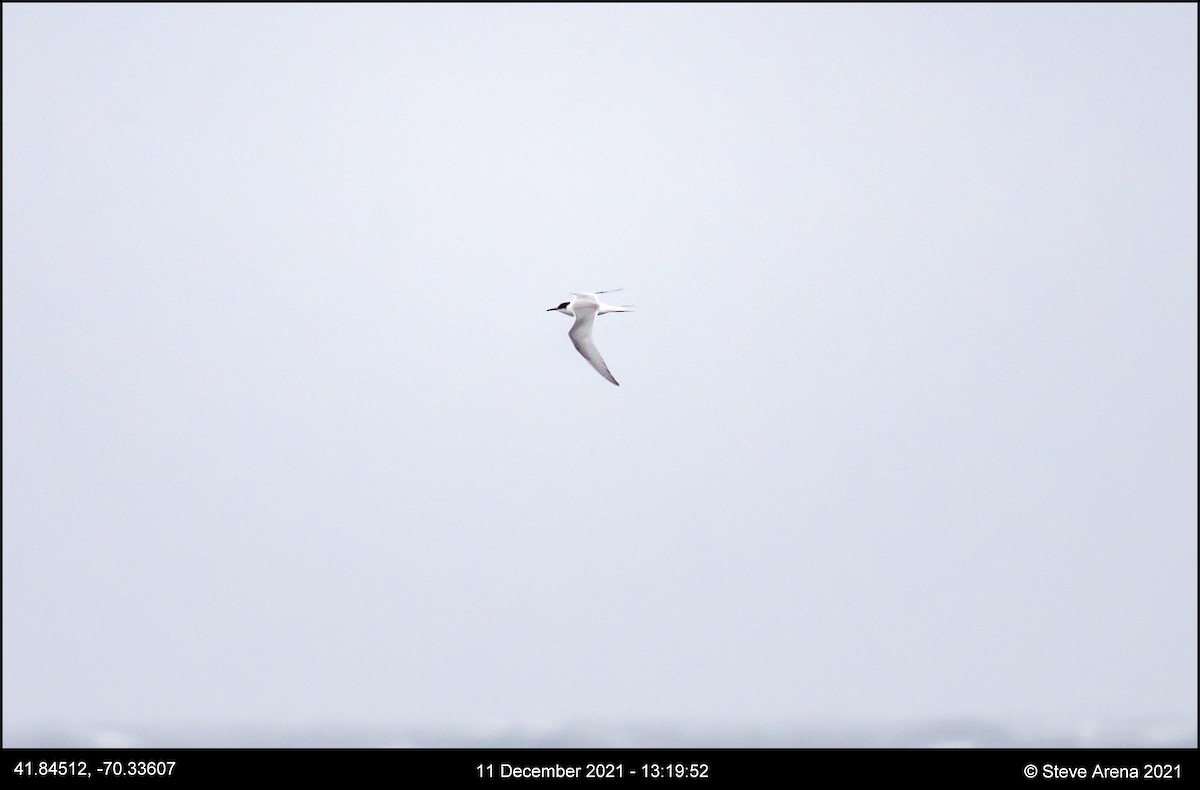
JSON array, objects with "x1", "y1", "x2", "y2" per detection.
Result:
[{"x1": 547, "y1": 290, "x2": 632, "y2": 386}]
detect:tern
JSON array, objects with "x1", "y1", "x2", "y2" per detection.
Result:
[{"x1": 546, "y1": 290, "x2": 633, "y2": 386}]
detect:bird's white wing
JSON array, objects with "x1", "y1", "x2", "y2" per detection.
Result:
[{"x1": 568, "y1": 302, "x2": 619, "y2": 386}]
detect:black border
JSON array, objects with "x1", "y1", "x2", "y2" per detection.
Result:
[{"x1": 4, "y1": 747, "x2": 1197, "y2": 786}]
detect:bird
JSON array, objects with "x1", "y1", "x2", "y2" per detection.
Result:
[{"x1": 546, "y1": 290, "x2": 633, "y2": 386}]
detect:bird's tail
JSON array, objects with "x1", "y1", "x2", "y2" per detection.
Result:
[{"x1": 596, "y1": 289, "x2": 633, "y2": 313}]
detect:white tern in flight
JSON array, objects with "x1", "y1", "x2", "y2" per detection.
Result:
[{"x1": 546, "y1": 290, "x2": 633, "y2": 386}]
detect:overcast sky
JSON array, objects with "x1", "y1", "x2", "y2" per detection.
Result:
[{"x1": 3, "y1": 4, "x2": 1196, "y2": 744}]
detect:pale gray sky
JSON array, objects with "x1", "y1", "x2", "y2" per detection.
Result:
[{"x1": 3, "y1": 4, "x2": 1196, "y2": 744}]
